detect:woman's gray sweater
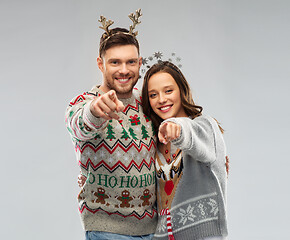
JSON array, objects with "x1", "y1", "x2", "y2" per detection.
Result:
[{"x1": 153, "y1": 115, "x2": 228, "y2": 240}]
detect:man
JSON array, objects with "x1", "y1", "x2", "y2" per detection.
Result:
[{"x1": 65, "y1": 10, "x2": 157, "y2": 240}]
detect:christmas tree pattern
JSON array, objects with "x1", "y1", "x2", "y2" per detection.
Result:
[
  {"x1": 129, "y1": 127, "x2": 138, "y2": 140},
  {"x1": 106, "y1": 123, "x2": 116, "y2": 141},
  {"x1": 94, "y1": 133, "x2": 101, "y2": 140},
  {"x1": 141, "y1": 125, "x2": 149, "y2": 140},
  {"x1": 121, "y1": 127, "x2": 130, "y2": 140}
]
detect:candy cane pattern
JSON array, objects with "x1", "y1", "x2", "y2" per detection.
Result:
[{"x1": 160, "y1": 208, "x2": 175, "y2": 240}]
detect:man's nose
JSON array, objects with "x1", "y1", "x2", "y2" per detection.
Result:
[{"x1": 119, "y1": 63, "x2": 129, "y2": 75}]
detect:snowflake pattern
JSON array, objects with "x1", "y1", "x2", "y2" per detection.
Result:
[
  {"x1": 155, "y1": 194, "x2": 220, "y2": 237},
  {"x1": 131, "y1": 150, "x2": 136, "y2": 158},
  {"x1": 100, "y1": 151, "x2": 105, "y2": 158},
  {"x1": 108, "y1": 157, "x2": 114, "y2": 164},
  {"x1": 142, "y1": 58, "x2": 148, "y2": 65},
  {"x1": 139, "y1": 52, "x2": 182, "y2": 79},
  {"x1": 115, "y1": 123, "x2": 122, "y2": 130},
  {"x1": 154, "y1": 51, "x2": 163, "y2": 59},
  {"x1": 86, "y1": 151, "x2": 92, "y2": 157},
  {"x1": 142, "y1": 149, "x2": 148, "y2": 156},
  {"x1": 207, "y1": 198, "x2": 219, "y2": 216},
  {"x1": 134, "y1": 127, "x2": 140, "y2": 134},
  {"x1": 116, "y1": 151, "x2": 122, "y2": 159},
  {"x1": 198, "y1": 203, "x2": 206, "y2": 216},
  {"x1": 135, "y1": 154, "x2": 141, "y2": 161},
  {"x1": 176, "y1": 204, "x2": 196, "y2": 225},
  {"x1": 157, "y1": 216, "x2": 168, "y2": 233}
]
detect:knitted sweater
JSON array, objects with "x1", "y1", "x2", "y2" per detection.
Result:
[
  {"x1": 153, "y1": 115, "x2": 228, "y2": 240},
  {"x1": 65, "y1": 86, "x2": 158, "y2": 235}
]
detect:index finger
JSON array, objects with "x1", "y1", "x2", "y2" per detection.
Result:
[
  {"x1": 108, "y1": 90, "x2": 125, "y2": 112},
  {"x1": 158, "y1": 123, "x2": 168, "y2": 144},
  {"x1": 159, "y1": 122, "x2": 168, "y2": 135},
  {"x1": 107, "y1": 111, "x2": 120, "y2": 120}
]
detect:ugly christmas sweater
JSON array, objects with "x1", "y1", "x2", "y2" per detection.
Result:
[
  {"x1": 65, "y1": 86, "x2": 158, "y2": 235},
  {"x1": 153, "y1": 115, "x2": 228, "y2": 240}
]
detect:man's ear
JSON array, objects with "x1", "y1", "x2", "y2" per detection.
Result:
[
  {"x1": 97, "y1": 57, "x2": 104, "y2": 72},
  {"x1": 139, "y1": 57, "x2": 142, "y2": 68}
]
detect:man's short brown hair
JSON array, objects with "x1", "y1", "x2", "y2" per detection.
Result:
[{"x1": 99, "y1": 27, "x2": 140, "y2": 58}]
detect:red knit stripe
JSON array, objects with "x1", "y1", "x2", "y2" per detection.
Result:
[{"x1": 160, "y1": 208, "x2": 175, "y2": 240}]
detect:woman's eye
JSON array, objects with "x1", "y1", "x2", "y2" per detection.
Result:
[
  {"x1": 149, "y1": 93, "x2": 156, "y2": 98},
  {"x1": 166, "y1": 90, "x2": 173, "y2": 94}
]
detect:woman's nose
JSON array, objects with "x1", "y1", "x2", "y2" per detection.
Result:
[{"x1": 158, "y1": 93, "x2": 167, "y2": 103}]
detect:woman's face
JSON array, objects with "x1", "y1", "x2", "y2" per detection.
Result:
[{"x1": 147, "y1": 72, "x2": 187, "y2": 120}]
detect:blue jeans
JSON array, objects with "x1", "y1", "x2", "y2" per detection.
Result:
[{"x1": 85, "y1": 231, "x2": 154, "y2": 240}]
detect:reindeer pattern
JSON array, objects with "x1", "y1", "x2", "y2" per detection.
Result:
[{"x1": 155, "y1": 148, "x2": 184, "y2": 211}]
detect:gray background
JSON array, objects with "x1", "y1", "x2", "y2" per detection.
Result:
[{"x1": 1, "y1": 0, "x2": 289, "y2": 239}]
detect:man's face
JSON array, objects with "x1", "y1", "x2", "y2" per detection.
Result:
[{"x1": 97, "y1": 45, "x2": 142, "y2": 98}]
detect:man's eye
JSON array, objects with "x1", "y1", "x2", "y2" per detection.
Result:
[
  {"x1": 129, "y1": 60, "x2": 137, "y2": 64},
  {"x1": 110, "y1": 60, "x2": 119, "y2": 65}
]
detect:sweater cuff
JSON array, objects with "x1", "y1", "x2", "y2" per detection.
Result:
[{"x1": 83, "y1": 100, "x2": 108, "y2": 130}]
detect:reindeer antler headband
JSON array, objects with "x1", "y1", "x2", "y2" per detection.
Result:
[{"x1": 98, "y1": 8, "x2": 142, "y2": 41}]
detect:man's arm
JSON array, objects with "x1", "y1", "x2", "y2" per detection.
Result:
[{"x1": 65, "y1": 90, "x2": 124, "y2": 141}]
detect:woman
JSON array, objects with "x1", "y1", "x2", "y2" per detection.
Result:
[{"x1": 141, "y1": 61, "x2": 228, "y2": 240}]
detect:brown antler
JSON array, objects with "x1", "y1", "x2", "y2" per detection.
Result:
[
  {"x1": 128, "y1": 9, "x2": 142, "y2": 36},
  {"x1": 98, "y1": 15, "x2": 114, "y2": 37}
]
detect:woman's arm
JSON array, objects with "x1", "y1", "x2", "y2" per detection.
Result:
[{"x1": 161, "y1": 116, "x2": 218, "y2": 163}]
